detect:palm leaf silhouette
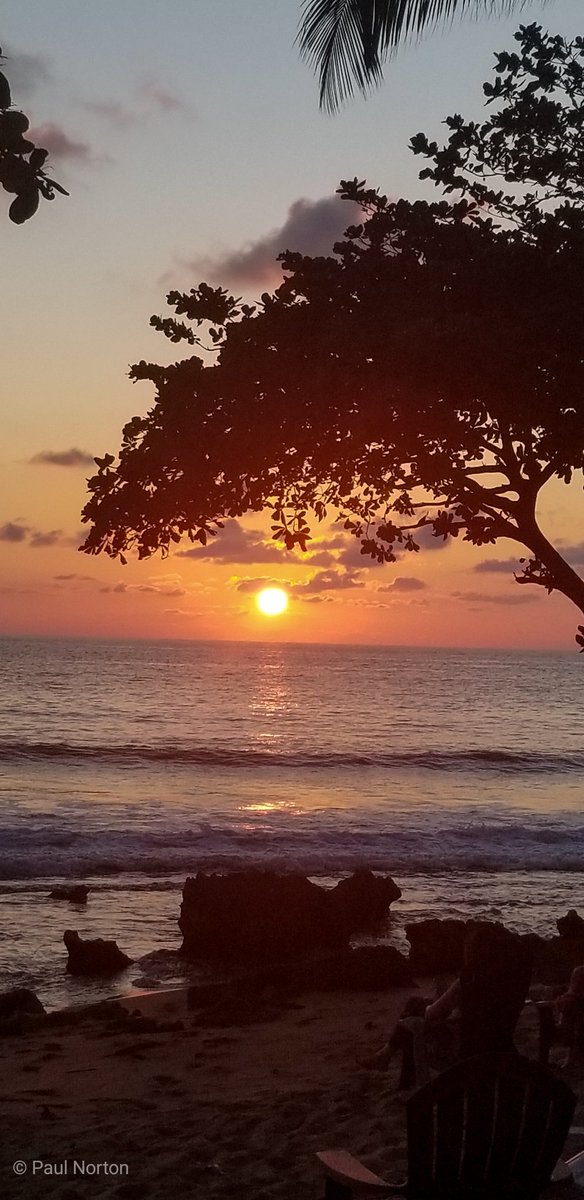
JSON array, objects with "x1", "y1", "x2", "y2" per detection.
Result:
[{"x1": 298, "y1": 0, "x2": 529, "y2": 110}]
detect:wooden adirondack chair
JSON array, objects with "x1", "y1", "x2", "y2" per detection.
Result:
[{"x1": 317, "y1": 1052, "x2": 576, "y2": 1199}]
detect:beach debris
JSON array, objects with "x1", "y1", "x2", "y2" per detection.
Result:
[
  {"x1": 49, "y1": 884, "x2": 89, "y2": 904},
  {"x1": 179, "y1": 869, "x2": 401, "y2": 962},
  {"x1": 63, "y1": 929, "x2": 133, "y2": 975}
]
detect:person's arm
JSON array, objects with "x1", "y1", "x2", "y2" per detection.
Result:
[{"x1": 424, "y1": 979, "x2": 461, "y2": 1022}]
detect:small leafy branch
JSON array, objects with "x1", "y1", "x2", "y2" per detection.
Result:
[{"x1": 0, "y1": 48, "x2": 68, "y2": 223}]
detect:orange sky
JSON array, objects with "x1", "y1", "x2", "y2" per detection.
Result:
[{"x1": 2, "y1": 0, "x2": 583, "y2": 649}]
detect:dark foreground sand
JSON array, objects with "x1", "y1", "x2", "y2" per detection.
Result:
[{"x1": 0, "y1": 986, "x2": 583, "y2": 1200}]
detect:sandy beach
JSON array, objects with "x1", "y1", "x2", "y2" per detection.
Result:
[{"x1": 1, "y1": 983, "x2": 583, "y2": 1200}]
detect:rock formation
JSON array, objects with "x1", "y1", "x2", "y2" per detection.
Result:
[
  {"x1": 63, "y1": 930, "x2": 133, "y2": 975},
  {"x1": 49, "y1": 885, "x2": 89, "y2": 903},
  {"x1": 179, "y1": 869, "x2": 401, "y2": 962}
]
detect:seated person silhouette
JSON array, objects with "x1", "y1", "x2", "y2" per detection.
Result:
[
  {"x1": 538, "y1": 965, "x2": 584, "y2": 1068},
  {"x1": 361, "y1": 923, "x2": 533, "y2": 1087}
]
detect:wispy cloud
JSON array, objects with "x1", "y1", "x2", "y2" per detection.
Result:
[
  {"x1": 0, "y1": 521, "x2": 29, "y2": 543},
  {"x1": 0, "y1": 521, "x2": 71, "y2": 549},
  {"x1": 83, "y1": 78, "x2": 193, "y2": 129},
  {"x1": 474, "y1": 558, "x2": 523, "y2": 574},
  {"x1": 82, "y1": 99, "x2": 138, "y2": 128},
  {"x1": 30, "y1": 447, "x2": 94, "y2": 468},
  {"x1": 378, "y1": 577, "x2": 427, "y2": 593},
  {"x1": 233, "y1": 567, "x2": 365, "y2": 596},
  {"x1": 176, "y1": 520, "x2": 287, "y2": 564},
  {"x1": 100, "y1": 581, "x2": 187, "y2": 597},
  {"x1": 54, "y1": 573, "x2": 95, "y2": 582},
  {"x1": 452, "y1": 590, "x2": 541, "y2": 606},
  {"x1": 138, "y1": 78, "x2": 192, "y2": 116},
  {"x1": 29, "y1": 529, "x2": 63, "y2": 548},
  {"x1": 2, "y1": 48, "x2": 51, "y2": 97},
  {"x1": 28, "y1": 122, "x2": 100, "y2": 164},
  {"x1": 182, "y1": 194, "x2": 359, "y2": 288}
]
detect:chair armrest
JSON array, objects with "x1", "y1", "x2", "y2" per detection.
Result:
[
  {"x1": 550, "y1": 1158, "x2": 573, "y2": 1186},
  {"x1": 316, "y1": 1150, "x2": 406, "y2": 1194},
  {"x1": 564, "y1": 1149, "x2": 584, "y2": 1186}
]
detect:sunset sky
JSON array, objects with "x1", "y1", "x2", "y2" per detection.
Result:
[{"x1": 2, "y1": 0, "x2": 584, "y2": 649}]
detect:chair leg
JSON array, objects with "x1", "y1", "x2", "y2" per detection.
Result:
[
  {"x1": 537, "y1": 1003, "x2": 556, "y2": 1065},
  {"x1": 398, "y1": 1027, "x2": 416, "y2": 1090}
]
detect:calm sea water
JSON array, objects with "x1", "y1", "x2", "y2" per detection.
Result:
[{"x1": 1, "y1": 636, "x2": 583, "y2": 1008}]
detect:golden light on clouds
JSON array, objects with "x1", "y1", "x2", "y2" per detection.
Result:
[{"x1": 256, "y1": 587, "x2": 288, "y2": 617}]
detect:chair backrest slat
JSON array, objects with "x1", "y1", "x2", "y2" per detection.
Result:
[{"x1": 406, "y1": 1052, "x2": 575, "y2": 1200}]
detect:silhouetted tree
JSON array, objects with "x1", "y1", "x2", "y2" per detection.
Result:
[
  {"x1": 0, "y1": 48, "x2": 67, "y2": 223},
  {"x1": 81, "y1": 26, "x2": 584, "y2": 645},
  {"x1": 298, "y1": 0, "x2": 530, "y2": 110}
]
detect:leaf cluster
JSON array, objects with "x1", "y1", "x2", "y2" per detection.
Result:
[{"x1": 0, "y1": 48, "x2": 68, "y2": 224}]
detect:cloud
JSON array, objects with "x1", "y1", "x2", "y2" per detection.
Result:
[
  {"x1": 412, "y1": 524, "x2": 452, "y2": 551},
  {"x1": 378, "y1": 577, "x2": 427, "y2": 592},
  {"x1": 557, "y1": 543, "x2": 584, "y2": 564},
  {"x1": 176, "y1": 519, "x2": 287, "y2": 564},
  {"x1": 83, "y1": 81, "x2": 192, "y2": 130},
  {"x1": 30, "y1": 447, "x2": 94, "y2": 468},
  {"x1": 336, "y1": 540, "x2": 385, "y2": 569},
  {"x1": 474, "y1": 558, "x2": 523, "y2": 574},
  {"x1": 100, "y1": 581, "x2": 186, "y2": 597},
  {"x1": 304, "y1": 549, "x2": 337, "y2": 566},
  {"x1": 2, "y1": 48, "x2": 50, "y2": 97},
  {"x1": 185, "y1": 194, "x2": 359, "y2": 288},
  {"x1": 452, "y1": 590, "x2": 541, "y2": 606},
  {"x1": 82, "y1": 99, "x2": 137, "y2": 127},
  {"x1": 138, "y1": 78, "x2": 192, "y2": 116},
  {"x1": 232, "y1": 567, "x2": 364, "y2": 596},
  {"x1": 0, "y1": 521, "x2": 29, "y2": 543},
  {"x1": 28, "y1": 122, "x2": 96, "y2": 164},
  {"x1": 335, "y1": 523, "x2": 448, "y2": 568},
  {"x1": 29, "y1": 529, "x2": 63, "y2": 548},
  {"x1": 54, "y1": 573, "x2": 95, "y2": 582},
  {"x1": 292, "y1": 568, "x2": 364, "y2": 594}
]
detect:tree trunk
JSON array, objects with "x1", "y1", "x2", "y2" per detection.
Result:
[{"x1": 520, "y1": 519, "x2": 584, "y2": 617}]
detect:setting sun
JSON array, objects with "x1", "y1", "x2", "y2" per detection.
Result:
[{"x1": 256, "y1": 587, "x2": 289, "y2": 617}]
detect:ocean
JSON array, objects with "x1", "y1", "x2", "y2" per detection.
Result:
[{"x1": 1, "y1": 635, "x2": 583, "y2": 1009}]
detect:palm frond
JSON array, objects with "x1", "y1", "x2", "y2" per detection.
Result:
[
  {"x1": 297, "y1": 1, "x2": 382, "y2": 113},
  {"x1": 298, "y1": 0, "x2": 529, "y2": 111}
]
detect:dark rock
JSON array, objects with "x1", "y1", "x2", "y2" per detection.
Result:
[
  {"x1": 406, "y1": 919, "x2": 469, "y2": 975},
  {"x1": 134, "y1": 949, "x2": 183, "y2": 981},
  {"x1": 298, "y1": 945, "x2": 412, "y2": 992},
  {"x1": 0, "y1": 989, "x2": 46, "y2": 1034},
  {"x1": 49, "y1": 885, "x2": 89, "y2": 904},
  {"x1": 179, "y1": 869, "x2": 401, "y2": 963},
  {"x1": 63, "y1": 930, "x2": 133, "y2": 976},
  {"x1": 524, "y1": 932, "x2": 584, "y2": 985},
  {"x1": 328, "y1": 870, "x2": 401, "y2": 931},
  {"x1": 557, "y1": 910, "x2": 584, "y2": 939},
  {"x1": 179, "y1": 871, "x2": 343, "y2": 961},
  {"x1": 0, "y1": 988, "x2": 45, "y2": 1020}
]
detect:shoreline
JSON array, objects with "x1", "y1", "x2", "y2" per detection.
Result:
[{"x1": 3, "y1": 866, "x2": 584, "y2": 1012}]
